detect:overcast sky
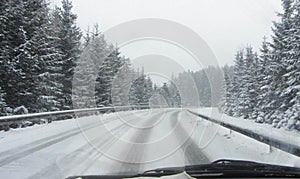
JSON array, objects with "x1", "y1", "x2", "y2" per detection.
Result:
[{"x1": 51, "y1": 0, "x2": 282, "y2": 84}]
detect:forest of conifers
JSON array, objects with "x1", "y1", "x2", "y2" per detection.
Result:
[{"x1": 0, "y1": 0, "x2": 299, "y2": 131}]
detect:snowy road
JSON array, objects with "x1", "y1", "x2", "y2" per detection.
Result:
[
  {"x1": 0, "y1": 109, "x2": 209, "y2": 178},
  {"x1": 0, "y1": 108, "x2": 299, "y2": 179}
]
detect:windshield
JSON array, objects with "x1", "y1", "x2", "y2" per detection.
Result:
[{"x1": 0, "y1": 0, "x2": 299, "y2": 178}]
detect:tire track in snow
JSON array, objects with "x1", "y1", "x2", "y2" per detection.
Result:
[
  {"x1": 78, "y1": 110, "x2": 168, "y2": 174},
  {"x1": 0, "y1": 123, "x2": 97, "y2": 167},
  {"x1": 0, "y1": 112, "x2": 139, "y2": 167},
  {"x1": 27, "y1": 110, "x2": 164, "y2": 178},
  {"x1": 28, "y1": 116, "x2": 140, "y2": 179},
  {"x1": 64, "y1": 115, "x2": 142, "y2": 175},
  {"x1": 112, "y1": 111, "x2": 169, "y2": 174},
  {"x1": 170, "y1": 110, "x2": 210, "y2": 165}
]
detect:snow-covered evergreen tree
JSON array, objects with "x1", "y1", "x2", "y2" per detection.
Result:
[
  {"x1": 0, "y1": 87, "x2": 7, "y2": 116},
  {"x1": 232, "y1": 50, "x2": 245, "y2": 117},
  {"x1": 168, "y1": 81, "x2": 181, "y2": 107},
  {"x1": 255, "y1": 37, "x2": 272, "y2": 123},
  {"x1": 175, "y1": 71, "x2": 199, "y2": 107},
  {"x1": 267, "y1": 0, "x2": 296, "y2": 127},
  {"x1": 193, "y1": 70, "x2": 211, "y2": 107},
  {"x1": 160, "y1": 83, "x2": 172, "y2": 107},
  {"x1": 222, "y1": 65, "x2": 235, "y2": 116},
  {"x1": 146, "y1": 76, "x2": 154, "y2": 104},
  {"x1": 244, "y1": 47, "x2": 259, "y2": 119},
  {"x1": 0, "y1": 0, "x2": 63, "y2": 112},
  {"x1": 82, "y1": 26, "x2": 91, "y2": 49},
  {"x1": 73, "y1": 27, "x2": 110, "y2": 108},
  {"x1": 222, "y1": 0, "x2": 299, "y2": 130},
  {"x1": 129, "y1": 74, "x2": 153, "y2": 107},
  {"x1": 281, "y1": 0, "x2": 300, "y2": 129},
  {"x1": 96, "y1": 47, "x2": 125, "y2": 107},
  {"x1": 0, "y1": 0, "x2": 27, "y2": 110},
  {"x1": 111, "y1": 58, "x2": 136, "y2": 107},
  {"x1": 54, "y1": 0, "x2": 82, "y2": 109},
  {"x1": 31, "y1": 2, "x2": 66, "y2": 112},
  {"x1": 0, "y1": 0, "x2": 13, "y2": 92}
]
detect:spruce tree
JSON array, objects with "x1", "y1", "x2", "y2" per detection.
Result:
[
  {"x1": 160, "y1": 83, "x2": 172, "y2": 107},
  {"x1": 256, "y1": 37, "x2": 272, "y2": 123},
  {"x1": 0, "y1": 0, "x2": 26, "y2": 110},
  {"x1": 0, "y1": 87, "x2": 7, "y2": 116},
  {"x1": 223, "y1": 65, "x2": 235, "y2": 116},
  {"x1": 269, "y1": 0, "x2": 294, "y2": 121},
  {"x1": 244, "y1": 47, "x2": 259, "y2": 119},
  {"x1": 233, "y1": 50, "x2": 245, "y2": 117},
  {"x1": 111, "y1": 59, "x2": 135, "y2": 107},
  {"x1": 129, "y1": 74, "x2": 153, "y2": 107},
  {"x1": 95, "y1": 47, "x2": 124, "y2": 107},
  {"x1": 33, "y1": 2, "x2": 66, "y2": 112},
  {"x1": 169, "y1": 81, "x2": 181, "y2": 107},
  {"x1": 73, "y1": 28, "x2": 110, "y2": 108},
  {"x1": 7, "y1": 0, "x2": 58, "y2": 112},
  {"x1": 282, "y1": 0, "x2": 300, "y2": 129},
  {"x1": 56, "y1": 0, "x2": 82, "y2": 109}
]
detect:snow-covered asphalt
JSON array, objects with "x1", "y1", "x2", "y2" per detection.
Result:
[
  {"x1": 0, "y1": 109, "x2": 208, "y2": 178},
  {"x1": 0, "y1": 108, "x2": 298, "y2": 179}
]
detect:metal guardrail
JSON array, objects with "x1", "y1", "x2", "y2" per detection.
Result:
[
  {"x1": 188, "y1": 110, "x2": 300, "y2": 158},
  {"x1": 0, "y1": 105, "x2": 157, "y2": 129}
]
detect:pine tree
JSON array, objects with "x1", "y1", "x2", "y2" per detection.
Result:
[
  {"x1": 244, "y1": 47, "x2": 259, "y2": 119},
  {"x1": 129, "y1": 74, "x2": 153, "y2": 107},
  {"x1": 175, "y1": 71, "x2": 198, "y2": 107},
  {"x1": 173, "y1": 90, "x2": 182, "y2": 107},
  {"x1": 36, "y1": 16, "x2": 65, "y2": 112},
  {"x1": 255, "y1": 0, "x2": 300, "y2": 129},
  {"x1": 0, "y1": 0, "x2": 26, "y2": 109},
  {"x1": 71, "y1": 38, "x2": 100, "y2": 109},
  {"x1": 168, "y1": 81, "x2": 181, "y2": 107},
  {"x1": 146, "y1": 76, "x2": 154, "y2": 104},
  {"x1": 205, "y1": 66, "x2": 224, "y2": 108},
  {"x1": 226, "y1": 47, "x2": 260, "y2": 119},
  {"x1": 223, "y1": 65, "x2": 235, "y2": 116},
  {"x1": 233, "y1": 50, "x2": 246, "y2": 117},
  {"x1": 268, "y1": 0, "x2": 295, "y2": 127},
  {"x1": 111, "y1": 58, "x2": 136, "y2": 107},
  {"x1": 3, "y1": 0, "x2": 58, "y2": 112},
  {"x1": 0, "y1": 0, "x2": 10, "y2": 108},
  {"x1": 160, "y1": 83, "x2": 172, "y2": 107},
  {"x1": 282, "y1": 0, "x2": 300, "y2": 129},
  {"x1": 256, "y1": 37, "x2": 272, "y2": 123},
  {"x1": 73, "y1": 28, "x2": 110, "y2": 108},
  {"x1": 0, "y1": 87, "x2": 7, "y2": 116},
  {"x1": 55, "y1": 0, "x2": 82, "y2": 109},
  {"x1": 193, "y1": 70, "x2": 211, "y2": 107},
  {"x1": 95, "y1": 47, "x2": 125, "y2": 107},
  {"x1": 83, "y1": 26, "x2": 91, "y2": 49},
  {"x1": 0, "y1": 0, "x2": 11, "y2": 84}
]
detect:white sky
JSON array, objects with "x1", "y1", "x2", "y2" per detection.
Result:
[{"x1": 50, "y1": 0, "x2": 282, "y2": 83}]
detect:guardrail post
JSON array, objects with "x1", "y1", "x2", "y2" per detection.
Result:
[
  {"x1": 269, "y1": 145, "x2": 275, "y2": 153},
  {"x1": 1, "y1": 124, "x2": 9, "y2": 131}
]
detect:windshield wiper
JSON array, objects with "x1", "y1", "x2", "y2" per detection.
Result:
[
  {"x1": 67, "y1": 159, "x2": 300, "y2": 179},
  {"x1": 143, "y1": 159, "x2": 300, "y2": 178}
]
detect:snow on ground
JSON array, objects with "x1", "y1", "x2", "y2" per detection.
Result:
[
  {"x1": 187, "y1": 108, "x2": 300, "y2": 167},
  {"x1": 0, "y1": 108, "x2": 299, "y2": 179},
  {"x1": 0, "y1": 109, "x2": 163, "y2": 178},
  {"x1": 0, "y1": 110, "x2": 135, "y2": 153}
]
